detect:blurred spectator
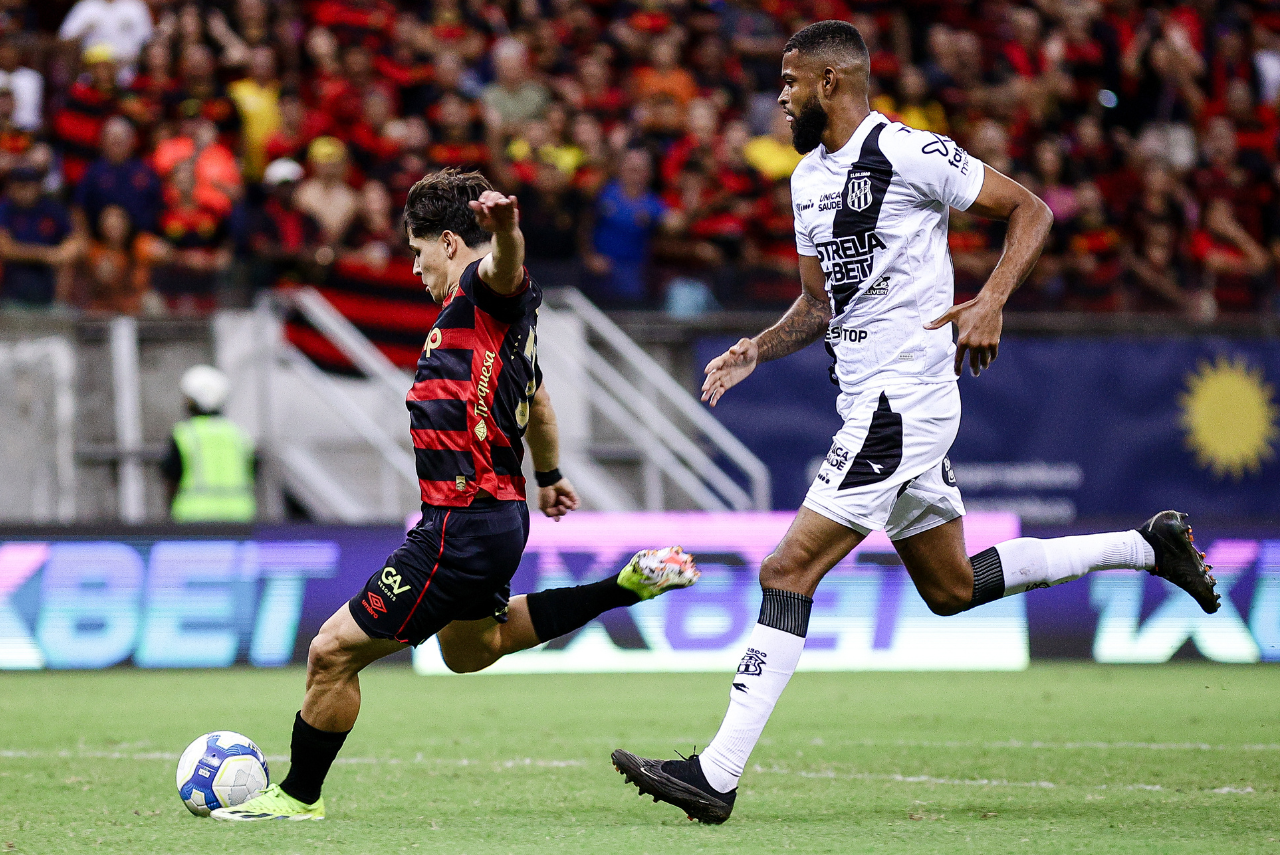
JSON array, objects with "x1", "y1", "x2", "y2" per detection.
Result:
[
  {"x1": 247, "y1": 157, "x2": 324, "y2": 289},
  {"x1": 0, "y1": 41, "x2": 41, "y2": 131},
  {"x1": 1189, "y1": 198, "x2": 1272, "y2": 315},
  {"x1": 1126, "y1": 220, "x2": 1194, "y2": 315},
  {"x1": 348, "y1": 89, "x2": 402, "y2": 175},
  {"x1": 691, "y1": 35, "x2": 747, "y2": 113},
  {"x1": 227, "y1": 45, "x2": 282, "y2": 180},
  {"x1": 584, "y1": 147, "x2": 680, "y2": 308},
  {"x1": 741, "y1": 179, "x2": 799, "y2": 306},
  {"x1": 716, "y1": 0, "x2": 785, "y2": 91},
  {"x1": 57, "y1": 0, "x2": 154, "y2": 66},
  {"x1": 50, "y1": 43, "x2": 120, "y2": 185},
  {"x1": 428, "y1": 92, "x2": 488, "y2": 171},
  {"x1": 152, "y1": 115, "x2": 241, "y2": 217},
  {"x1": 1191, "y1": 116, "x2": 1271, "y2": 244},
  {"x1": 82, "y1": 204, "x2": 165, "y2": 314},
  {"x1": 1063, "y1": 183, "x2": 1126, "y2": 311},
  {"x1": 564, "y1": 55, "x2": 627, "y2": 127},
  {"x1": 519, "y1": 159, "x2": 587, "y2": 289},
  {"x1": 634, "y1": 36, "x2": 698, "y2": 106},
  {"x1": 872, "y1": 66, "x2": 948, "y2": 134},
  {"x1": 264, "y1": 93, "x2": 327, "y2": 165},
  {"x1": 11, "y1": 0, "x2": 1280, "y2": 325},
  {"x1": 481, "y1": 39, "x2": 550, "y2": 131},
  {"x1": 341, "y1": 179, "x2": 397, "y2": 259},
  {"x1": 153, "y1": 160, "x2": 231, "y2": 314},
  {"x1": 164, "y1": 44, "x2": 241, "y2": 145},
  {"x1": 294, "y1": 135, "x2": 357, "y2": 245},
  {"x1": 1030, "y1": 138, "x2": 1078, "y2": 223},
  {"x1": 0, "y1": 84, "x2": 33, "y2": 180},
  {"x1": 0, "y1": 167, "x2": 81, "y2": 309},
  {"x1": 743, "y1": 109, "x2": 802, "y2": 181},
  {"x1": 120, "y1": 39, "x2": 174, "y2": 134},
  {"x1": 74, "y1": 115, "x2": 162, "y2": 235}
]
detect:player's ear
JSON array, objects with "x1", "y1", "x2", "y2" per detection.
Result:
[
  {"x1": 822, "y1": 65, "x2": 837, "y2": 97},
  {"x1": 441, "y1": 231, "x2": 456, "y2": 260}
]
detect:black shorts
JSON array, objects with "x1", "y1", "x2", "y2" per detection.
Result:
[{"x1": 349, "y1": 498, "x2": 530, "y2": 646}]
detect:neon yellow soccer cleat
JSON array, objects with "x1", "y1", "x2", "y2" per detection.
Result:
[
  {"x1": 210, "y1": 784, "x2": 325, "y2": 821},
  {"x1": 618, "y1": 546, "x2": 700, "y2": 601}
]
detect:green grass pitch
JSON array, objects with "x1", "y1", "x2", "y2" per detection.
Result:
[{"x1": 2, "y1": 664, "x2": 1279, "y2": 854}]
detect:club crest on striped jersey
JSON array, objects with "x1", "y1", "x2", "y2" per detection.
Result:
[{"x1": 845, "y1": 171, "x2": 872, "y2": 212}]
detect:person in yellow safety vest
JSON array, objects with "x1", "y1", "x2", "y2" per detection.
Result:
[{"x1": 160, "y1": 364, "x2": 257, "y2": 522}]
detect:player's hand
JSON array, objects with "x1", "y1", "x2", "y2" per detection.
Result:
[
  {"x1": 539, "y1": 478, "x2": 580, "y2": 521},
  {"x1": 701, "y1": 337, "x2": 758, "y2": 407},
  {"x1": 925, "y1": 296, "x2": 1003, "y2": 377},
  {"x1": 468, "y1": 191, "x2": 519, "y2": 235}
]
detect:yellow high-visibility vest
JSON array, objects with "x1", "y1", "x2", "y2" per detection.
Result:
[{"x1": 171, "y1": 416, "x2": 256, "y2": 522}]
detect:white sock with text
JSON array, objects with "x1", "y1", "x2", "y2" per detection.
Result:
[{"x1": 698, "y1": 589, "x2": 811, "y2": 793}]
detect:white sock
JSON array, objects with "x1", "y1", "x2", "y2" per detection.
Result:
[
  {"x1": 699, "y1": 590, "x2": 811, "y2": 794},
  {"x1": 971, "y1": 530, "x2": 1155, "y2": 605}
]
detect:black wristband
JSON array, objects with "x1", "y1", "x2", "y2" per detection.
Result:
[{"x1": 535, "y1": 468, "x2": 562, "y2": 488}]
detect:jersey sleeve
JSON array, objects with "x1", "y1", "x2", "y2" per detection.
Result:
[
  {"x1": 459, "y1": 258, "x2": 542, "y2": 324},
  {"x1": 888, "y1": 126, "x2": 987, "y2": 211},
  {"x1": 790, "y1": 166, "x2": 818, "y2": 256}
]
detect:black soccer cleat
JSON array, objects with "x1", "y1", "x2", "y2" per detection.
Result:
[
  {"x1": 1138, "y1": 511, "x2": 1220, "y2": 614},
  {"x1": 611, "y1": 749, "x2": 736, "y2": 824}
]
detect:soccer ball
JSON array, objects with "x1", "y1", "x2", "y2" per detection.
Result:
[{"x1": 176, "y1": 731, "x2": 269, "y2": 817}]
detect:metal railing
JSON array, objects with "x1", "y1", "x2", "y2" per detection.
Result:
[
  {"x1": 252, "y1": 288, "x2": 418, "y2": 523},
  {"x1": 545, "y1": 289, "x2": 771, "y2": 511},
  {"x1": 250, "y1": 285, "x2": 770, "y2": 518}
]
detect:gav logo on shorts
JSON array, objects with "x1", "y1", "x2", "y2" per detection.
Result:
[
  {"x1": 845, "y1": 170, "x2": 873, "y2": 212},
  {"x1": 378, "y1": 566, "x2": 411, "y2": 598}
]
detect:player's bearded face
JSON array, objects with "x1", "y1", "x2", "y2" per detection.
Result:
[{"x1": 790, "y1": 94, "x2": 828, "y2": 154}]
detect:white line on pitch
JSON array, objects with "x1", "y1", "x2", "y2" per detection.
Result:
[{"x1": 753, "y1": 765, "x2": 1258, "y2": 794}]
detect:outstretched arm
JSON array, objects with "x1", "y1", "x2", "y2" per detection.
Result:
[
  {"x1": 701, "y1": 254, "x2": 830, "y2": 407},
  {"x1": 925, "y1": 167, "x2": 1053, "y2": 377},
  {"x1": 525, "y1": 383, "x2": 580, "y2": 520},
  {"x1": 472, "y1": 190, "x2": 526, "y2": 295}
]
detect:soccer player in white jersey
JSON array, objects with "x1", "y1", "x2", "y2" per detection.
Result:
[{"x1": 612, "y1": 20, "x2": 1220, "y2": 824}]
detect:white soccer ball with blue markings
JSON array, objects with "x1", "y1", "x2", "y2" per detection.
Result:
[{"x1": 176, "y1": 731, "x2": 269, "y2": 817}]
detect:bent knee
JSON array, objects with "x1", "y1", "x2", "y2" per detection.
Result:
[
  {"x1": 758, "y1": 551, "x2": 813, "y2": 590},
  {"x1": 307, "y1": 631, "x2": 352, "y2": 677}
]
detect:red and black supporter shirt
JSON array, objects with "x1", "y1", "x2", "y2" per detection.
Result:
[{"x1": 407, "y1": 259, "x2": 541, "y2": 507}]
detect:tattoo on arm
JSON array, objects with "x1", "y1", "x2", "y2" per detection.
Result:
[{"x1": 754, "y1": 291, "x2": 831, "y2": 363}]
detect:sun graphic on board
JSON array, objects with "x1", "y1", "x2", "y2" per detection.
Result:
[{"x1": 1179, "y1": 356, "x2": 1279, "y2": 480}]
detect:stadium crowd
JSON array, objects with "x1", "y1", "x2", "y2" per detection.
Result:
[{"x1": 2, "y1": 0, "x2": 1279, "y2": 334}]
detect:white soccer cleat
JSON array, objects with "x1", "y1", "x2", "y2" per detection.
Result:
[{"x1": 618, "y1": 546, "x2": 700, "y2": 600}]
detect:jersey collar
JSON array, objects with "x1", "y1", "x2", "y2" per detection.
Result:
[{"x1": 820, "y1": 111, "x2": 888, "y2": 163}]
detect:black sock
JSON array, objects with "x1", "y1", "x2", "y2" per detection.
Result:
[
  {"x1": 525, "y1": 574, "x2": 640, "y2": 642},
  {"x1": 278, "y1": 711, "x2": 349, "y2": 804},
  {"x1": 967, "y1": 546, "x2": 1006, "y2": 610}
]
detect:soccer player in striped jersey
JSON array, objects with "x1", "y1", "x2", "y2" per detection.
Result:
[
  {"x1": 612, "y1": 21, "x2": 1219, "y2": 824},
  {"x1": 213, "y1": 169, "x2": 698, "y2": 821}
]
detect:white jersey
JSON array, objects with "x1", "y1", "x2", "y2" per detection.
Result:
[{"x1": 791, "y1": 111, "x2": 985, "y2": 403}]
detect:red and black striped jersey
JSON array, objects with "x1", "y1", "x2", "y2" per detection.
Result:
[{"x1": 406, "y1": 259, "x2": 541, "y2": 507}]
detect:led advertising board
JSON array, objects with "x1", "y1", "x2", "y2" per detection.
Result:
[{"x1": 1, "y1": 513, "x2": 1276, "y2": 671}]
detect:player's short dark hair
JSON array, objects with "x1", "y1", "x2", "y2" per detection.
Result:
[
  {"x1": 783, "y1": 20, "x2": 869, "y2": 67},
  {"x1": 403, "y1": 168, "x2": 493, "y2": 247}
]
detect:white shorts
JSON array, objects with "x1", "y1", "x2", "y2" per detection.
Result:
[{"x1": 802, "y1": 382, "x2": 965, "y2": 541}]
